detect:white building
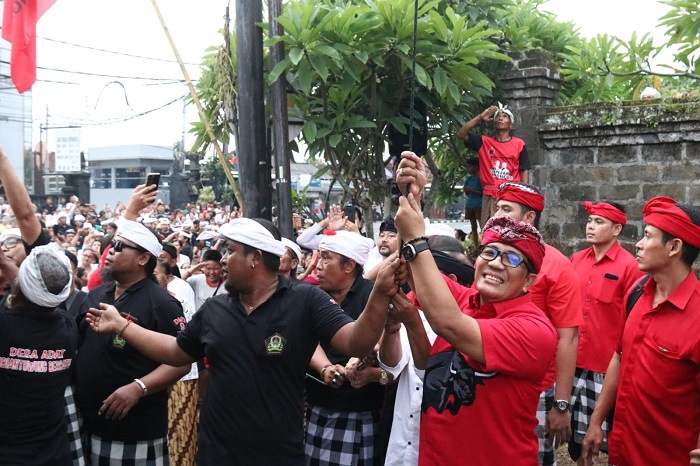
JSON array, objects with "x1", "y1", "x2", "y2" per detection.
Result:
[{"x1": 88, "y1": 144, "x2": 173, "y2": 208}]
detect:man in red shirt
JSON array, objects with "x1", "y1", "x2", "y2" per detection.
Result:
[
  {"x1": 582, "y1": 196, "x2": 700, "y2": 466},
  {"x1": 493, "y1": 182, "x2": 582, "y2": 466},
  {"x1": 394, "y1": 188, "x2": 557, "y2": 465},
  {"x1": 568, "y1": 201, "x2": 644, "y2": 464},
  {"x1": 456, "y1": 103, "x2": 531, "y2": 226}
]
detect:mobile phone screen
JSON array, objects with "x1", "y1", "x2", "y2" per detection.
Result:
[{"x1": 343, "y1": 205, "x2": 356, "y2": 223}]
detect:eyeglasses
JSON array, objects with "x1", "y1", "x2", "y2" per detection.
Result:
[
  {"x1": 111, "y1": 240, "x2": 147, "y2": 254},
  {"x1": 478, "y1": 245, "x2": 529, "y2": 270},
  {"x1": 0, "y1": 237, "x2": 20, "y2": 249}
]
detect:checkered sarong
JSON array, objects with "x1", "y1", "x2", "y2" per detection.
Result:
[
  {"x1": 64, "y1": 384, "x2": 86, "y2": 466},
  {"x1": 535, "y1": 385, "x2": 556, "y2": 466},
  {"x1": 570, "y1": 367, "x2": 610, "y2": 452},
  {"x1": 89, "y1": 434, "x2": 169, "y2": 466},
  {"x1": 305, "y1": 405, "x2": 379, "y2": 465}
]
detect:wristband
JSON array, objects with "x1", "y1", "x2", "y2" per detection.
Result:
[
  {"x1": 405, "y1": 236, "x2": 429, "y2": 245},
  {"x1": 133, "y1": 378, "x2": 148, "y2": 397},
  {"x1": 119, "y1": 319, "x2": 132, "y2": 337}
]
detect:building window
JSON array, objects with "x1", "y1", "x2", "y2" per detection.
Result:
[
  {"x1": 90, "y1": 168, "x2": 112, "y2": 189},
  {"x1": 116, "y1": 168, "x2": 146, "y2": 189}
]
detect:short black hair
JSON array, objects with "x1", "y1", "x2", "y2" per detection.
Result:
[
  {"x1": 660, "y1": 203, "x2": 700, "y2": 267},
  {"x1": 202, "y1": 249, "x2": 222, "y2": 263}
]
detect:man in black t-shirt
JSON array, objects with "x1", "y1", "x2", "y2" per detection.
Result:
[
  {"x1": 0, "y1": 243, "x2": 78, "y2": 465},
  {"x1": 74, "y1": 221, "x2": 188, "y2": 464},
  {"x1": 305, "y1": 230, "x2": 387, "y2": 465},
  {"x1": 84, "y1": 217, "x2": 403, "y2": 465}
]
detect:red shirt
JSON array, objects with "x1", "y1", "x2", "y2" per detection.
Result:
[
  {"x1": 529, "y1": 243, "x2": 583, "y2": 389},
  {"x1": 608, "y1": 272, "x2": 700, "y2": 466},
  {"x1": 570, "y1": 242, "x2": 644, "y2": 373},
  {"x1": 419, "y1": 284, "x2": 558, "y2": 466},
  {"x1": 466, "y1": 134, "x2": 529, "y2": 197}
]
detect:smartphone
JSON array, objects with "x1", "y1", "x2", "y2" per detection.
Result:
[
  {"x1": 343, "y1": 205, "x2": 356, "y2": 223},
  {"x1": 146, "y1": 172, "x2": 161, "y2": 189}
]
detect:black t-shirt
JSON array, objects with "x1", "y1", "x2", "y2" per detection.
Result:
[
  {"x1": 0, "y1": 305, "x2": 78, "y2": 465},
  {"x1": 176, "y1": 276, "x2": 354, "y2": 465},
  {"x1": 74, "y1": 278, "x2": 184, "y2": 441},
  {"x1": 304, "y1": 275, "x2": 386, "y2": 412}
]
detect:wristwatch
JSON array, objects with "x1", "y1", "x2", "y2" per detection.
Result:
[
  {"x1": 554, "y1": 399, "x2": 570, "y2": 413},
  {"x1": 401, "y1": 241, "x2": 430, "y2": 262},
  {"x1": 379, "y1": 370, "x2": 389, "y2": 386}
]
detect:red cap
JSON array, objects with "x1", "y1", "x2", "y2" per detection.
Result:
[
  {"x1": 481, "y1": 215, "x2": 545, "y2": 273},
  {"x1": 643, "y1": 196, "x2": 700, "y2": 248},
  {"x1": 581, "y1": 201, "x2": 626, "y2": 226},
  {"x1": 497, "y1": 182, "x2": 544, "y2": 213}
]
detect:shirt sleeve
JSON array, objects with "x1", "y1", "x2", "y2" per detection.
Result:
[
  {"x1": 177, "y1": 305, "x2": 205, "y2": 360},
  {"x1": 518, "y1": 144, "x2": 531, "y2": 171},
  {"x1": 544, "y1": 263, "x2": 583, "y2": 328},
  {"x1": 464, "y1": 133, "x2": 483, "y2": 152},
  {"x1": 296, "y1": 223, "x2": 324, "y2": 251},
  {"x1": 307, "y1": 286, "x2": 355, "y2": 345},
  {"x1": 378, "y1": 328, "x2": 411, "y2": 379},
  {"x1": 152, "y1": 295, "x2": 186, "y2": 337}
]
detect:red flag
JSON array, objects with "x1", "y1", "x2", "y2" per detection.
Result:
[{"x1": 2, "y1": 0, "x2": 56, "y2": 93}]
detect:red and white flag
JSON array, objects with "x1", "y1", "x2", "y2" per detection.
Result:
[{"x1": 2, "y1": 0, "x2": 57, "y2": 93}]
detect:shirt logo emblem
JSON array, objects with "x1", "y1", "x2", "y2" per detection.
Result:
[{"x1": 265, "y1": 333, "x2": 286, "y2": 356}]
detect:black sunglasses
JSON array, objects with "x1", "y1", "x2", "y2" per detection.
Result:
[{"x1": 111, "y1": 240, "x2": 147, "y2": 254}]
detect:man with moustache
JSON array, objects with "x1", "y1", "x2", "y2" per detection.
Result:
[
  {"x1": 365, "y1": 216, "x2": 401, "y2": 280},
  {"x1": 74, "y1": 221, "x2": 188, "y2": 464},
  {"x1": 582, "y1": 197, "x2": 700, "y2": 466}
]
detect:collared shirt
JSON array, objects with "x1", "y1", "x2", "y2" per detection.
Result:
[
  {"x1": 176, "y1": 276, "x2": 354, "y2": 465},
  {"x1": 74, "y1": 278, "x2": 185, "y2": 442},
  {"x1": 378, "y1": 276, "x2": 471, "y2": 466},
  {"x1": 571, "y1": 242, "x2": 644, "y2": 372},
  {"x1": 529, "y1": 243, "x2": 583, "y2": 389},
  {"x1": 419, "y1": 290, "x2": 558, "y2": 466},
  {"x1": 608, "y1": 271, "x2": 700, "y2": 466}
]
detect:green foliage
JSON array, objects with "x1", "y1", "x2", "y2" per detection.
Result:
[
  {"x1": 659, "y1": 0, "x2": 700, "y2": 74},
  {"x1": 267, "y1": 0, "x2": 510, "y2": 212}
]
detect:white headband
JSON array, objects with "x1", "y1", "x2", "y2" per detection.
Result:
[
  {"x1": 18, "y1": 243, "x2": 72, "y2": 307},
  {"x1": 495, "y1": 101, "x2": 514, "y2": 121},
  {"x1": 281, "y1": 237, "x2": 302, "y2": 261},
  {"x1": 117, "y1": 220, "x2": 162, "y2": 257},
  {"x1": 219, "y1": 218, "x2": 285, "y2": 257},
  {"x1": 319, "y1": 231, "x2": 374, "y2": 266}
]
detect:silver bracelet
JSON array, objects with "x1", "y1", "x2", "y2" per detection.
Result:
[{"x1": 133, "y1": 378, "x2": 148, "y2": 397}]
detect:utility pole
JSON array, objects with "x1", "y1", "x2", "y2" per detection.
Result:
[
  {"x1": 269, "y1": 0, "x2": 293, "y2": 238},
  {"x1": 236, "y1": 0, "x2": 270, "y2": 219}
]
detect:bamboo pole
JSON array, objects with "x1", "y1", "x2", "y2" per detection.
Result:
[{"x1": 149, "y1": 0, "x2": 244, "y2": 209}]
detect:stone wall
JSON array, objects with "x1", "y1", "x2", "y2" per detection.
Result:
[
  {"x1": 538, "y1": 100, "x2": 700, "y2": 256},
  {"x1": 498, "y1": 49, "x2": 700, "y2": 257}
]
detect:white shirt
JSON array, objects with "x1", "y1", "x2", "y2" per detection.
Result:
[
  {"x1": 378, "y1": 310, "x2": 437, "y2": 466},
  {"x1": 167, "y1": 277, "x2": 198, "y2": 381},
  {"x1": 187, "y1": 274, "x2": 225, "y2": 311}
]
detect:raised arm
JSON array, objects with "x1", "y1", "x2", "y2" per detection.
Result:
[
  {"x1": 0, "y1": 146, "x2": 42, "y2": 244},
  {"x1": 455, "y1": 105, "x2": 497, "y2": 141}
]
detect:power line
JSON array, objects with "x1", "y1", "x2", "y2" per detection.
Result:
[
  {"x1": 0, "y1": 59, "x2": 184, "y2": 82},
  {"x1": 0, "y1": 27, "x2": 202, "y2": 67},
  {"x1": 55, "y1": 95, "x2": 187, "y2": 126},
  {"x1": 37, "y1": 35, "x2": 201, "y2": 66}
]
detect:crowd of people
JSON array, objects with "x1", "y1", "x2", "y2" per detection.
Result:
[{"x1": 0, "y1": 100, "x2": 699, "y2": 466}]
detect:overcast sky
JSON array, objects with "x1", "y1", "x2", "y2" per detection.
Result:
[{"x1": 6, "y1": 0, "x2": 674, "y2": 153}]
